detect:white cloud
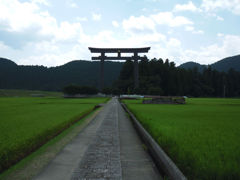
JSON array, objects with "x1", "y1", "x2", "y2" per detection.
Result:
[
  {"x1": 167, "y1": 30, "x2": 173, "y2": 34},
  {"x1": 112, "y1": 20, "x2": 119, "y2": 28},
  {"x1": 0, "y1": 0, "x2": 89, "y2": 66},
  {"x1": 122, "y1": 15, "x2": 155, "y2": 33},
  {"x1": 66, "y1": 0, "x2": 78, "y2": 8},
  {"x1": 54, "y1": 21, "x2": 84, "y2": 41},
  {"x1": 193, "y1": 30, "x2": 204, "y2": 34},
  {"x1": 151, "y1": 12, "x2": 193, "y2": 27},
  {"x1": 0, "y1": 0, "x2": 86, "y2": 43},
  {"x1": 201, "y1": 0, "x2": 240, "y2": 15},
  {"x1": 122, "y1": 12, "x2": 193, "y2": 34},
  {"x1": 152, "y1": 0, "x2": 161, "y2": 1},
  {"x1": 217, "y1": 33, "x2": 224, "y2": 37},
  {"x1": 31, "y1": 0, "x2": 50, "y2": 6},
  {"x1": 221, "y1": 35, "x2": 240, "y2": 55},
  {"x1": 76, "y1": 17, "x2": 88, "y2": 22},
  {"x1": 185, "y1": 26, "x2": 194, "y2": 31},
  {"x1": 206, "y1": 13, "x2": 225, "y2": 21},
  {"x1": 185, "y1": 26, "x2": 204, "y2": 34},
  {"x1": 92, "y1": 13, "x2": 101, "y2": 21},
  {"x1": 0, "y1": 0, "x2": 40, "y2": 32},
  {"x1": 0, "y1": 41, "x2": 12, "y2": 53},
  {"x1": 182, "y1": 34, "x2": 240, "y2": 64},
  {"x1": 86, "y1": 30, "x2": 165, "y2": 49},
  {"x1": 167, "y1": 38, "x2": 181, "y2": 47},
  {"x1": 0, "y1": 39, "x2": 89, "y2": 66},
  {"x1": 0, "y1": 0, "x2": 59, "y2": 35},
  {"x1": 173, "y1": 1, "x2": 201, "y2": 12},
  {"x1": 128, "y1": 32, "x2": 166, "y2": 45},
  {"x1": 69, "y1": 3, "x2": 78, "y2": 8},
  {"x1": 216, "y1": 16, "x2": 224, "y2": 21},
  {"x1": 146, "y1": 34, "x2": 240, "y2": 66}
]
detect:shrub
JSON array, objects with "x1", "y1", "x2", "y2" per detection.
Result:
[
  {"x1": 63, "y1": 84, "x2": 80, "y2": 95},
  {"x1": 63, "y1": 85, "x2": 98, "y2": 95},
  {"x1": 147, "y1": 87, "x2": 163, "y2": 95},
  {"x1": 102, "y1": 87, "x2": 112, "y2": 95}
]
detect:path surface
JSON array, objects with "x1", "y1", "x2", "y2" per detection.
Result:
[{"x1": 34, "y1": 98, "x2": 161, "y2": 180}]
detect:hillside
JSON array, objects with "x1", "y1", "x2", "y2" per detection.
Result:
[
  {"x1": 0, "y1": 58, "x2": 17, "y2": 68},
  {"x1": 178, "y1": 61, "x2": 206, "y2": 72},
  {"x1": 179, "y1": 54, "x2": 240, "y2": 72},
  {"x1": 0, "y1": 58, "x2": 123, "y2": 91},
  {"x1": 211, "y1": 55, "x2": 240, "y2": 72}
]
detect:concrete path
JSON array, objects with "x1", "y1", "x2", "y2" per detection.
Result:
[{"x1": 33, "y1": 98, "x2": 161, "y2": 180}]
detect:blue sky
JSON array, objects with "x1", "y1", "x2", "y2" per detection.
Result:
[{"x1": 0, "y1": 0, "x2": 240, "y2": 66}]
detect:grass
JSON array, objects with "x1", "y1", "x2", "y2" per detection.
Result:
[
  {"x1": 0, "y1": 89, "x2": 62, "y2": 97},
  {"x1": 0, "y1": 96, "x2": 108, "y2": 173},
  {"x1": 123, "y1": 98, "x2": 240, "y2": 179},
  {"x1": 0, "y1": 107, "x2": 101, "y2": 180}
]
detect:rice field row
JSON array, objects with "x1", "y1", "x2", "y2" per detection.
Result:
[
  {"x1": 123, "y1": 98, "x2": 240, "y2": 179},
  {"x1": 0, "y1": 97, "x2": 108, "y2": 173}
]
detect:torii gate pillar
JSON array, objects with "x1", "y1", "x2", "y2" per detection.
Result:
[
  {"x1": 100, "y1": 52, "x2": 105, "y2": 91},
  {"x1": 133, "y1": 53, "x2": 139, "y2": 88}
]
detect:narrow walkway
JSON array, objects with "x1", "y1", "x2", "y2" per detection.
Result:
[
  {"x1": 33, "y1": 98, "x2": 161, "y2": 180},
  {"x1": 118, "y1": 99, "x2": 161, "y2": 180}
]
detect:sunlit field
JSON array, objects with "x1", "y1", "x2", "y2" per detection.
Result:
[
  {"x1": 123, "y1": 98, "x2": 240, "y2": 179},
  {"x1": 0, "y1": 97, "x2": 108, "y2": 173}
]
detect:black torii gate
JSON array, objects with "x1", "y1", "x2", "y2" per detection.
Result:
[{"x1": 88, "y1": 47, "x2": 151, "y2": 91}]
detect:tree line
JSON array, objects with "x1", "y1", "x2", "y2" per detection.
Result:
[
  {"x1": 1, "y1": 57, "x2": 240, "y2": 97},
  {"x1": 63, "y1": 85, "x2": 98, "y2": 95},
  {"x1": 112, "y1": 58, "x2": 240, "y2": 97}
]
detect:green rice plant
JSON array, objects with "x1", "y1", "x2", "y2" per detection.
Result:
[
  {"x1": 0, "y1": 89, "x2": 62, "y2": 97},
  {"x1": 0, "y1": 97, "x2": 107, "y2": 173},
  {"x1": 124, "y1": 98, "x2": 240, "y2": 179}
]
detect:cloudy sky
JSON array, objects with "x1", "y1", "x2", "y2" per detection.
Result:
[{"x1": 0, "y1": 0, "x2": 240, "y2": 67}]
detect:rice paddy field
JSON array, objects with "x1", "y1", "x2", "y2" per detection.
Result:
[
  {"x1": 123, "y1": 98, "x2": 240, "y2": 179},
  {"x1": 0, "y1": 89, "x2": 62, "y2": 97},
  {"x1": 0, "y1": 96, "x2": 108, "y2": 173}
]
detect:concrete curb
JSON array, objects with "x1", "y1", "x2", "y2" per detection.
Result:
[{"x1": 121, "y1": 103, "x2": 187, "y2": 180}]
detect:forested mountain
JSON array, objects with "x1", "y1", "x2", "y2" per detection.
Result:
[
  {"x1": 1, "y1": 54, "x2": 240, "y2": 97},
  {"x1": 0, "y1": 58, "x2": 18, "y2": 68},
  {"x1": 211, "y1": 55, "x2": 240, "y2": 72},
  {"x1": 179, "y1": 61, "x2": 206, "y2": 72},
  {"x1": 114, "y1": 58, "x2": 240, "y2": 97},
  {"x1": 179, "y1": 54, "x2": 240, "y2": 72},
  {"x1": 0, "y1": 58, "x2": 123, "y2": 91}
]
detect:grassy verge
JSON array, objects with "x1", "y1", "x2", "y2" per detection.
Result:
[
  {"x1": 0, "y1": 97, "x2": 108, "y2": 173},
  {"x1": 0, "y1": 107, "x2": 101, "y2": 180},
  {"x1": 123, "y1": 98, "x2": 240, "y2": 179}
]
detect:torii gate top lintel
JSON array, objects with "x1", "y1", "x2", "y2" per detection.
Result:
[
  {"x1": 88, "y1": 47, "x2": 150, "y2": 61},
  {"x1": 88, "y1": 47, "x2": 150, "y2": 54}
]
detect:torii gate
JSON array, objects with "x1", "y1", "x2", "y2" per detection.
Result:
[{"x1": 88, "y1": 47, "x2": 150, "y2": 91}]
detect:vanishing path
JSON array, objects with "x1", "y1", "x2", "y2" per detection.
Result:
[{"x1": 34, "y1": 98, "x2": 161, "y2": 180}]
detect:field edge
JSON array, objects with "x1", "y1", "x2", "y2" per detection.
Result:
[{"x1": 0, "y1": 107, "x2": 103, "y2": 180}]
